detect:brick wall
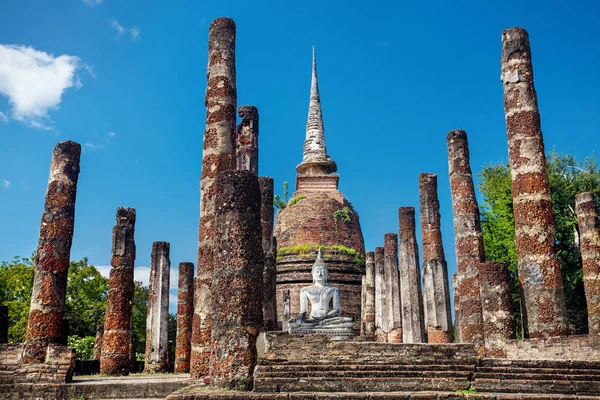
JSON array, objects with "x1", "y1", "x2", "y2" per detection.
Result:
[
  {"x1": 500, "y1": 335, "x2": 600, "y2": 361},
  {"x1": 0, "y1": 343, "x2": 75, "y2": 384}
]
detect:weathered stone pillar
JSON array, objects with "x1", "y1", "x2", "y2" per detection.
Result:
[
  {"x1": 453, "y1": 273, "x2": 462, "y2": 343},
  {"x1": 211, "y1": 170, "x2": 263, "y2": 389},
  {"x1": 447, "y1": 129, "x2": 485, "y2": 348},
  {"x1": 479, "y1": 261, "x2": 515, "y2": 357},
  {"x1": 575, "y1": 192, "x2": 600, "y2": 335},
  {"x1": 0, "y1": 305, "x2": 8, "y2": 344},
  {"x1": 101, "y1": 207, "x2": 136, "y2": 375},
  {"x1": 399, "y1": 207, "x2": 426, "y2": 343},
  {"x1": 501, "y1": 27, "x2": 568, "y2": 338},
  {"x1": 175, "y1": 262, "x2": 194, "y2": 373},
  {"x1": 25, "y1": 140, "x2": 81, "y2": 361},
  {"x1": 145, "y1": 242, "x2": 170, "y2": 373},
  {"x1": 237, "y1": 106, "x2": 259, "y2": 175},
  {"x1": 129, "y1": 333, "x2": 138, "y2": 372},
  {"x1": 259, "y1": 177, "x2": 277, "y2": 331},
  {"x1": 374, "y1": 246, "x2": 387, "y2": 342},
  {"x1": 361, "y1": 252, "x2": 376, "y2": 337},
  {"x1": 420, "y1": 173, "x2": 452, "y2": 343},
  {"x1": 93, "y1": 324, "x2": 103, "y2": 361},
  {"x1": 384, "y1": 233, "x2": 402, "y2": 343},
  {"x1": 192, "y1": 16, "x2": 238, "y2": 379}
]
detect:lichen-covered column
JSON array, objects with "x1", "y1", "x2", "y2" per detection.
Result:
[
  {"x1": 145, "y1": 242, "x2": 170, "y2": 373},
  {"x1": 399, "y1": 207, "x2": 426, "y2": 343},
  {"x1": 501, "y1": 28, "x2": 568, "y2": 338},
  {"x1": 192, "y1": 17, "x2": 238, "y2": 379},
  {"x1": 101, "y1": 207, "x2": 136, "y2": 375},
  {"x1": 479, "y1": 261, "x2": 515, "y2": 357},
  {"x1": 361, "y1": 251, "x2": 376, "y2": 337},
  {"x1": 447, "y1": 130, "x2": 485, "y2": 348},
  {"x1": 236, "y1": 106, "x2": 259, "y2": 175},
  {"x1": 259, "y1": 177, "x2": 277, "y2": 331},
  {"x1": 384, "y1": 233, "x2": 402, "y2": 343},
  {"x1": 575, "y1": 192, "x2": 600, "y2": 335},
  {"x1": 25, "y1": 140, "x2": 81, "y2": 361},
  {"x1": 211, "y1": 170, "x2": 263, "y2": 389},
  {"x1": 453, "y1": 273, "x2": 462, "y2": 343},
  {"x1": 420, "y1": 173, "x2": 452, "y2": 343},
  {"x1": 374, "y1": 246, "x2": 387, "y2": 342},
  {"x1": 0, "y1": 305, "x2": 8, "y2": 344},
  {"x1": 175, "y1": 262, "x2": 194, "y2": 373}
]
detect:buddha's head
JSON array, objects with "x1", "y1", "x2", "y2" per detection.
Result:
[{"x1": 312, "y1": 248, "x2": 328, "y2": 284}]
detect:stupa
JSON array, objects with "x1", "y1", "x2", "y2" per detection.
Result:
[{"x1": 273, "y1": 48, "x2": 365, "y2": 331}]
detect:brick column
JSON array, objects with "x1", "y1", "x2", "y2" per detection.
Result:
[
  {"x1": 192, "y1": 17, "x2": 238, "y2": 379},
  {"x1": 101, "y1": 207, "x2": 136, "y2": 375},
  {"x1": 25, "y1": 141, "x2": 81, "y2": 362},
  {"x1": 420, "y1": 173, "x2": 452, "y2": 343},
  {"x1": 145, "y1": 242, "x2": 170, "y2": 373},
  {"x1": 374, "y1": 246, "x2": 387, "y2": 342},
  {"x1": 175, "y1": 262, "x2": 194, "y2": 373},
  {"x1": 447, "y1": 129, "x2": 485, "y2": 348},
  {"x1": 211, "y1": 170, "x2": 263, "y2": 389},
  {"x1": 259, "y1": 177, "x2": 277, "y2": 331},
  {"x1": 479, "y1": 261, "x2": 516, "y2": 357},
  {"x1": 0, "y1": 305, "x2": 7, "y2": 344},
  {"x1": 575, "y1": 192, "x2": 600, "y2": 335},
  {"x1": 384, "y1": 233, "x2": 402, "y2": 343},
  {"x1": 93, "y1": 324, "x2": 103, "y2": 361},
  {"x1": 399, "y1": 207, "x2": 426, "y2": 343},
  {"x1": 453, "y1": 273, "x2": 462, "y2": 343},
  {"x1": 501, "y1": 27, "x2": 568, "y2": 338},
  {"x1": 361, "y1": 251, "x2": 376, "y2": 337},
  {"x1": 236, "y1": 105, "x2": 259, "y2": 175}
]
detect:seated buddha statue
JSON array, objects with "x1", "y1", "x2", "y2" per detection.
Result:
[{"x1": 288, "y1": 249, "x2": 354, "y2": 339}]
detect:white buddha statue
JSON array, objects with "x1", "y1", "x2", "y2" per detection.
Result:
[{"x1": 288, "y1": 249, "x2": 354, "y2": 339}]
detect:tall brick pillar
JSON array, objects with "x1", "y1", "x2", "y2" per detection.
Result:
[
  {"x1": 175, "y1": 262, "x2": 194, "y2": 373},
  {"x1": 447, "y1": 129, "x2": 485, "y2": 348},
  {"x1": 479, "y1": 261, "x2": 515, "y2": 357},
  {"x1": 0, "y1": 305, "x2": 7, "y2": 344},
  {"x1": 259, "y1": 177, "x2": 277, "y2": 331},
  {"x1": 575, "y1": 192, "x2": 600, "y2": 335},
  {"x1": 452, "y1": 273, "x2": 462, "y2": 343},
  {"x1": 192, "y1": 16, "x2": 238, "y2": 379},
  {"x1": 101, "y1": 207, "x2": 136, "y2": 375},
  {"x1": 211, "y1": 171, "x2": 263, "y2": 389},
  {"x1": 236, "y1": 105, "x2": 259, "y2": 175},
  {"x1": 384, "y1": 233, "x2": 402, "y2": 343},
  {"x1": 25, "y1": 140, "x2": 81, "y2": 362},
  {"x1": 145, "y1": 242, "x2": 171, "y2": 373},
  {"x1": 501, "y1": 27, "x2": 568, "y2": 338},
  {"x1": 420, "y1": 173, "x2": 452, "y2": 343},
  {"x1": 399, "y1": 207, "x2": 426, "y2": 343},
  {"x1": 374, "y1": 246, "x2": 387, "y2": 342},
  {"x1": 361, "y1": 251, "x2": 376, "y2": 337}
]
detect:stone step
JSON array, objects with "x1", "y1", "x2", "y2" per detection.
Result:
[
  {"x1": 253, "y1": 376, "x2": 471, "y2": 393},
  {"x1": 257, "y1": 370, "x2": 472, "y2": 379},
  {"x1": 474, "y1": 371, "x2": 600, "y2": 381},
  {"x1": 474, "y1": 378, "x2": 600, "y2": 395},
  {"x1": 257, "y1": 363, "x2": 476, "y2": 373},
  {"x1": 476, "y1": 366, "x2": 600, "y2": 376},
  {"x1": 480, "y1": 358, "x2": 600, "y2": 370}
]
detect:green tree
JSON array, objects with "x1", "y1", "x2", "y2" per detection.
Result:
[
  {"x1": 478, "y1": 151, "x2": 600, "y2": 335},
  {"x1": 132, "y1": 280, "x2": 149, "y2": 354},
  {"x1": 65, "y1": 258, "x2": 109, "y2": 337},
  {"x1": 0, "y1": 256, "x2": 34, "y2": 342},
  {"x1": 273, "y1": 181, "x2": 289, "y2": 212}
]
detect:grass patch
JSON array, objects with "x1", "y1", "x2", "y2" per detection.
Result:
[
  {"x1": 456, "y1": 385, "x2": 477, "y2": 394},
  {"x1": 277, "y1": 245, "x2": 365, "y2": 265}
]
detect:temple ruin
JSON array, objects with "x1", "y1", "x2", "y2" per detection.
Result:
[{"x1": 2, "y1": 18, "x2": 600, "y2": 400}]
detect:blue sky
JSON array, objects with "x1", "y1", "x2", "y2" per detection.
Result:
[{"x1": 1, "y1": 0, "x2": 599, "y2": 313}]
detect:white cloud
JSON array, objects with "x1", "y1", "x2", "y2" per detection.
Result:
[
  {"x1": 3, "y1": 179, "x2": 10, "y2": 189},
  {"x1": 0, "y1": 110, "x2": 7, "y2": 123},
  {"x1": 82, "y1": 0, "x2": 102, "y2": 7},
  {"x1": 84, "y1": 142, "x2": 102, "y2": 150},
  {"x1": 107, "y1": 131, "x2": 115, "y2": 138},
  {"x1": 110, "y1": 19, "x2": 140, "y2": 41},
  {"x1": 21, "y1": 181, "x2": 31, "y2": 192},
  {"x1": 0, "y1": 45, "x2": 85, "y2": 129}
]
